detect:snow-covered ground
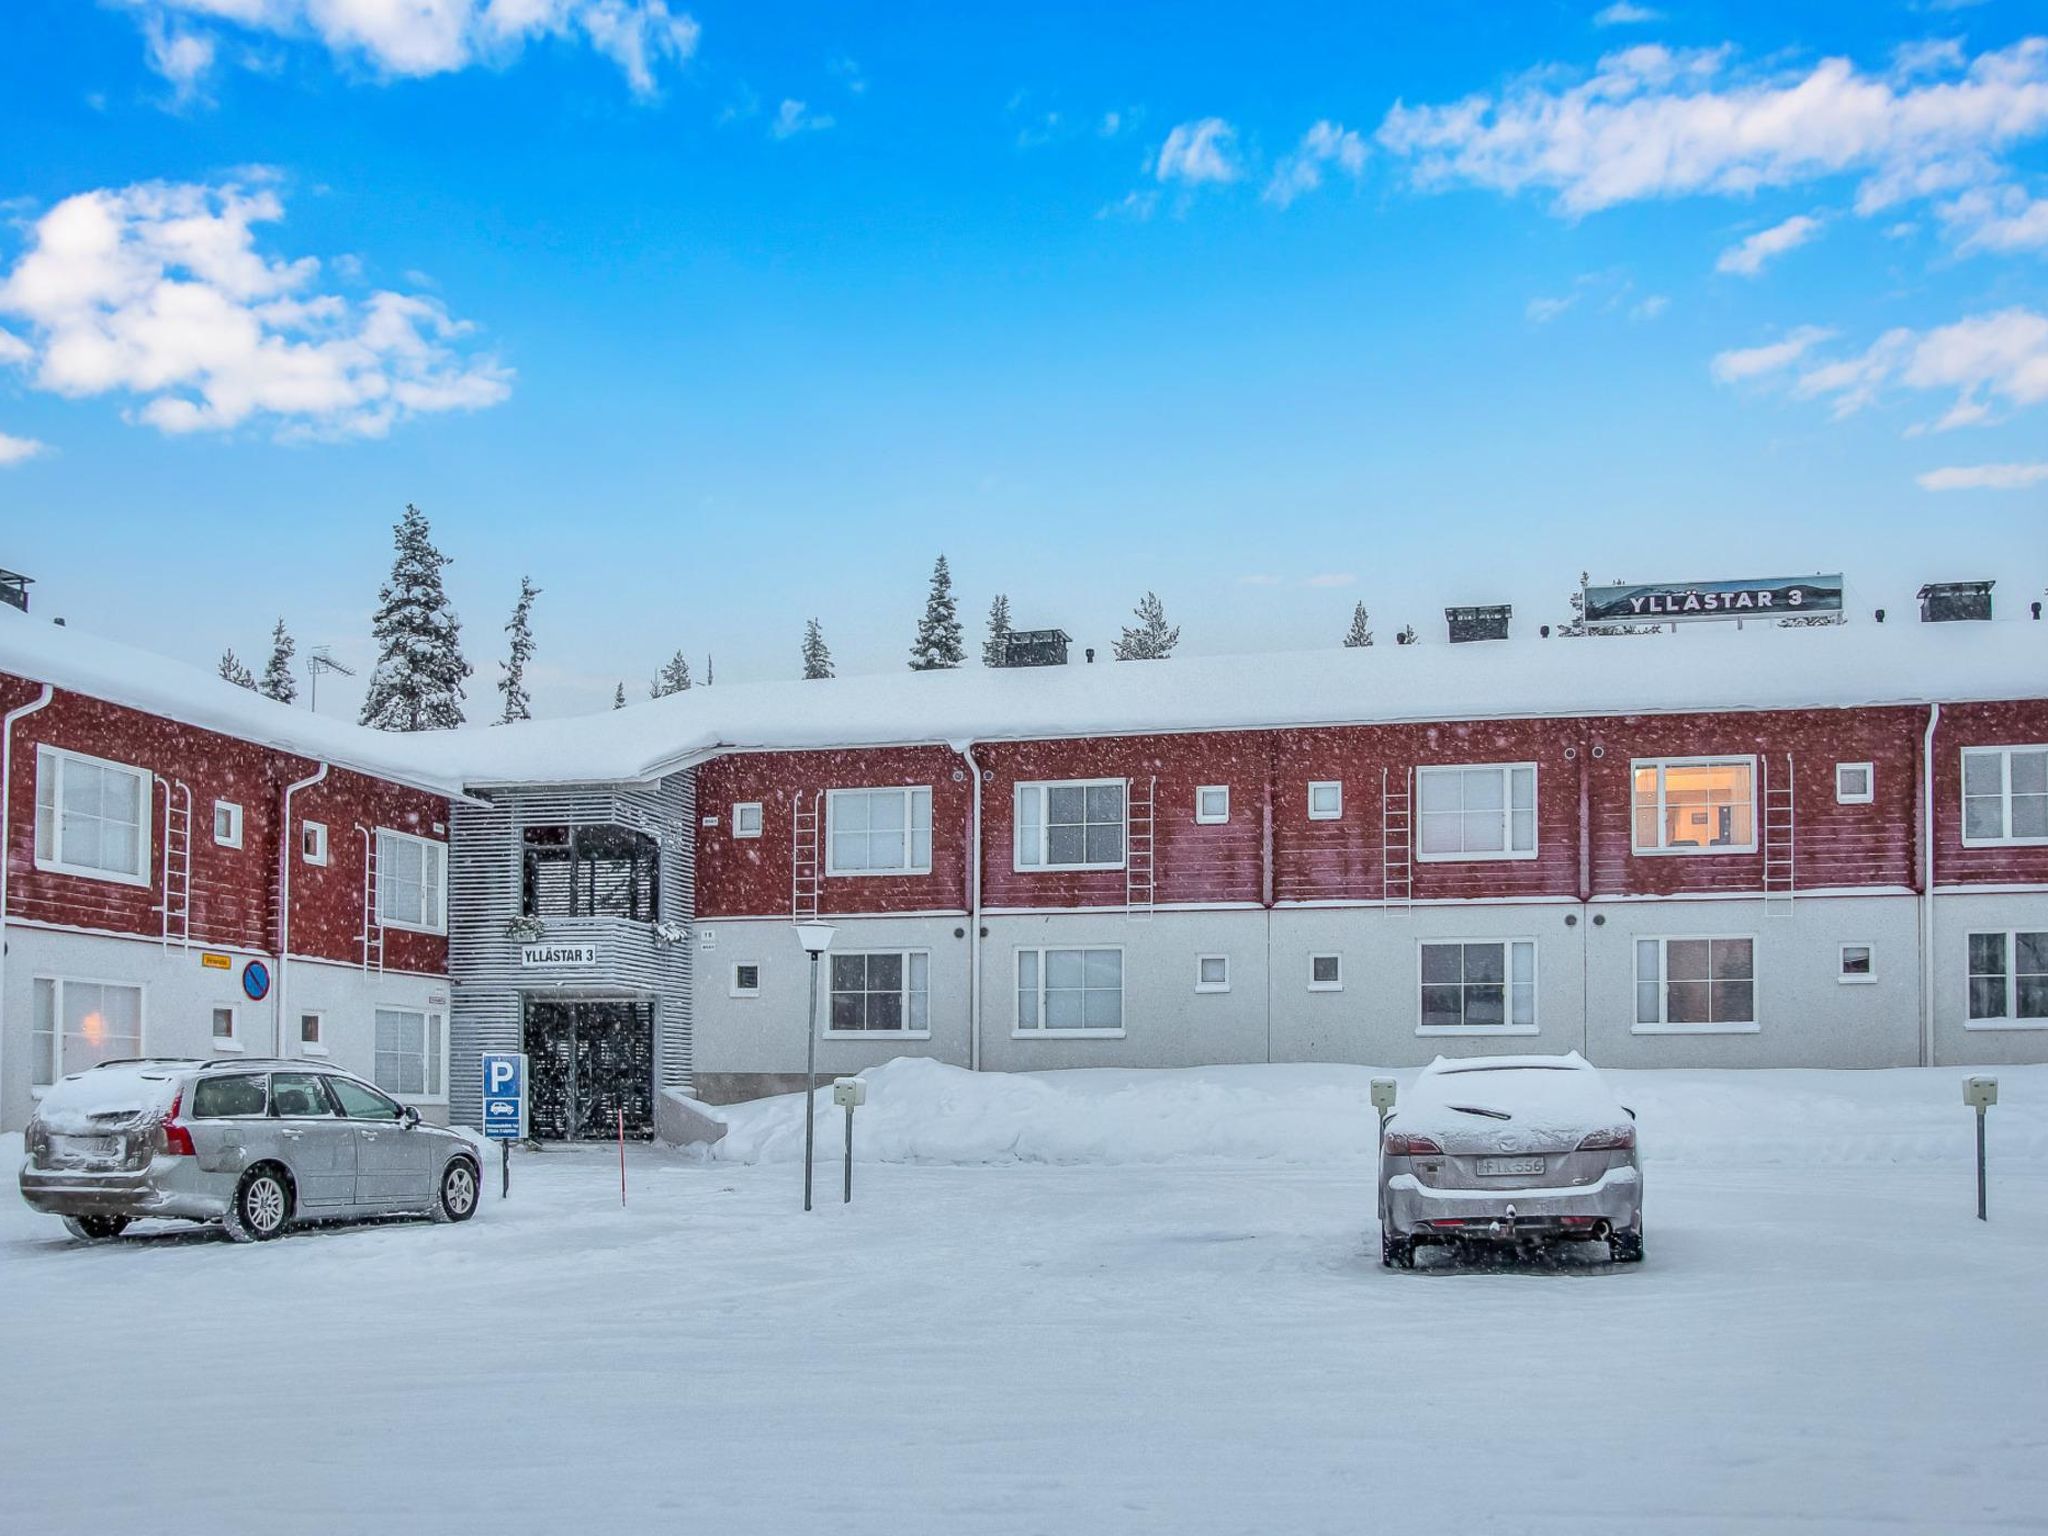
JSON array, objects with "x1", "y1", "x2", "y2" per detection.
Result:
[{"x1": 6, "y1": 1062, "x2": 2047, "y2": 1535}]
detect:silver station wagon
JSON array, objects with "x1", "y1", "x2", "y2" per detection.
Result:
[{"x1": 20, "y1": 1058, "x2": 482, "y2": 1242}]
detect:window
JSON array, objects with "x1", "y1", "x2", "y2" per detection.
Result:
[
  {"x1": 1966, "y1": 931, "x2": 2048, "y2": 1026},
  {"x1": 1015, "y1": 947, "x2": 1124, "y2": 1035},
  {"x1": 1195, "y1": 786, "x2": 1230, "y2": 825},
  {"x1": 376, "y1": 829, "x2": 446, "y2": 932},
  {"x1": 1635, "y1": 937, "x2": 1757, "y2": 1031},
  {"x1": 302, "y1": 821, "x2": 329, "y2": 866},
  {"x1": 31, "y1": 977, "x2": 144, "y2": 1087},
  {"x1": 1838, "y1": 944, "x2": 1875, "y2": 984},
  {"x1": 271, "y1": 1073, "x2": 336, "y2": 1118},
  {"x1": 827, "y1": 787, "x2": 934, "y2": 875},
  {"x1": 372, "y1": 1008, "x2": 445, "y2": 1099},
  {"x1": 730, "y1": 963, "x2": 761, "y2": 998},
  {"x1": 1418, "y1": 940, "x2": 1536, "y2": 1032},
  {"x1": 211, "y1": 1005, "x2": 240, "y2": 1049},
  {"x1": 1195, "y1": 955, "x2": 1230, "y2": 993},
  {"x1": 328, "y1": 1075, "x2": 404, "y2": 1121},
  {"x1": 828, "y1": 951, "x2": 931, "y2": 1035},
  {"x1": 1014, "y1": 780, "x2": 1125, "y2": 871},
  {"x1": 1309, "y1": 954, "x2": 1343, "y2": 991},
  {"x1": 1961, "y1": 747, "x2": 2048, "y2": 846},
  {"x1": 522, "y1": 824, "x2": 660, "y2": 921},
  {"x1": 1307, "y1": 781, "x2": 1343, "y2": 821},
  {"x1": 732, "y1": 802, "x2": 763, "y2": 839},
  {"x1": 299, "y1": 1011, "x2": 327, "y2": 1053},
  {"x1": 212, "y1": 800, "x2": 243, "y2": 848},
  {"x1": 1835, "y1": 763, "x2": 1874, "y2": 806},
  {"x1": 1417, "y1": 764, "x2": 1537, "y2": 861},
  {"x1": 33, "y1": 746, "x2": 150, "y2": 885},
  {"x1": 1631, "y1": 758, "x2": 1757, "y2": 854},
  {"x1": 190, "y1": 1074, "x2": 268, "y2": 1119}
]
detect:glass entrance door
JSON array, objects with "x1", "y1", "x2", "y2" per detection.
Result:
[{"x1": 522, "y1": 999, "x2": 656, "y2": 1140}]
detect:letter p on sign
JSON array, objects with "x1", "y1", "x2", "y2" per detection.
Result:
[{"x1": 489, "y1": 1058, "x2": 517, "y2": 1094}]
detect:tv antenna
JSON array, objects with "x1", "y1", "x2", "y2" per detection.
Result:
[{"x1": 306, "y1": 646, "x2": 357, "y2": 713}]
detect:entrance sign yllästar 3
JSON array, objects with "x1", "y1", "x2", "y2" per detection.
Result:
[{"x1": 1583, "y1": 574, "x2": 1844, "y2": 626}]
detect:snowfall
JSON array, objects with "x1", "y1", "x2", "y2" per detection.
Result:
[{"x1": 5, "y1": 1060, "x2": 2048, "y2": 1536}]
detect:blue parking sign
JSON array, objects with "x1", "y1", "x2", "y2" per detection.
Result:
[{"x1": 481, "y1": 1051, "x2": 528, "y2": 1141}]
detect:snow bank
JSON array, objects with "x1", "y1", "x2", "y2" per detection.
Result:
[{"x1": 698, "y1": 1057, "x2": 2048, "y2": 1170}]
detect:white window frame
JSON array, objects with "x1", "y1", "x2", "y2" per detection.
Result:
[
  {"x1": 1630, "y1": 755, "x2": 1759, "y2": 857},
  {"x1": 824, "y1": 948, "x2": 932, "y2": 1039},
  {"x1": 1194, "y1": 954, "x2": 1230, "y2": 994},
  {"x1": 1835, "y1": 763, "x2": 1874, "y2": 806},
  {"x1": 1960, "y1": 746, "x2": 2048, "y2": 848},
  {"x1": 33, "y1": 745, "x2": 153, "y2": 888},
  {"x1": 825, "y1": 786, "x2": 934, "y2": 877},
  {"x1": 1013, "y1": 945, "x2": 1126, "y2": 1038},
  {"x1": 1632, "y1": 933, "x2": 1760, "y2": 1034},
  {"x1": 374, "y1": 828, "x2": 447, "y2": 934},
  {"x1": 1308, "y1": 953, "x2": 1343, "y2": 992},
  {"x1": 1837, "y1": 943, "x2": 1876, "y2": 985},
  {"x1": 1195, "y1": 785, "x2": 1230, "y2": 825},
  {"x1": 1964, "y1": 929, "x2": 2048, "y2": 1030},
  {"x1": 1307, "y1": 781, "x2": 1343, "y2": 821},
  {"x1": 298, "y1": 1009, "x2": 328, "y2": 1056},
  {"x1": 302, "y1": 820, "x2": 329, "y2": 866},
  {"x1": 729, "y1": 962, "x2": 762, "y2": 999},
  {"x1": 1415, "y1": 938, "x2": 1539, "y2": 1036},
  {"x1": 212, "y1": 800, "x2": 243, "y2": 849},
  {"x1": 30, "y1": 974, "x2": 148, "y2": 1091},
  {"x1": 1414, "y1": 762, "x2": 1538, "y2": 864},
  {"x1": 211, "y1": 1003, "x2": 243, "y2": 1052},
  {"x1": 731, "y1": 802, "x2": 763, "y2": 839},
  {"x1": 372, "y1": 1006, "x2": 448, "y2": 1103},
  {"x1": 1013, "y1": 778, "x2": 1128, "y2": 873}
]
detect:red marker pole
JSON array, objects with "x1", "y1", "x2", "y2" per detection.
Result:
[{"x1": 618, "y1": 1106, "x2": 627, "y2": 1208}]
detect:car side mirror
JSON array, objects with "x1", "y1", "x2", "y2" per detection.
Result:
[{"x1": 400, "y1": 1104, "x2": 421, "y2": 1129}]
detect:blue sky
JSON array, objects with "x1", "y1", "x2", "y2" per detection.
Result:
[{"x1": 2, "y1": 1, "x2": 2045, "y2": 719}]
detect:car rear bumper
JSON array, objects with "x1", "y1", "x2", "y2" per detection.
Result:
[
  {"x1": 1384, "y1": 1165, "x2": 1641, "y2": 1240},
  {"x1": 18, "y1": 1159, "x2": 229, "y2": 1223}
]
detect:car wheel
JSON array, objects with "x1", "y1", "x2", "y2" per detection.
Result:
[
  {"x1": 224, "y1": 1166, "x2": 292, "y2": 1243},
  {"x1": 62, "y1": 1214, "x2": 130, "y2": 1242},
  {"x1": 1610, "y1": 1227, "x2": 1645, "y2": 1264},
  {"x1": 1381, "y1": 1230, "x2": 1416, "y2": 1270},
  {"x1": 433, "y1": 1158, "x2": 480, "y2": 1224}
]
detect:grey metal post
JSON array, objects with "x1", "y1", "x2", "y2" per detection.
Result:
[
  {"x1": 1977, "y1": 1106, "x2": 1987, "y2": 1222},
  {"x1": 844, "y1": 1101, "x2": 854, "y2": 1204},
  {"x1": 804, "y1": 950, "x2": 819, "y2": 1212}
]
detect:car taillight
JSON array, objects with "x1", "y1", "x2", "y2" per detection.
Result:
[
  {"x1": 159, "y1": 1091, "x2": 195, "y2": 1157},
  {"x1": 1578, "y1": 1125, "x2": 1635, "y2": 1152},
  {"x1": 1383, "y1": 1131, "x2": 1444, "y2": 1156}
]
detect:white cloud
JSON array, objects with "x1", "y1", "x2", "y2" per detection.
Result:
[
  {"x1": 1631, "y1": 293, "x2": 1670, "y2": 320},
  {"x1": 0, "y1": 177, "x2": 511, "y2": 440},
  {"x1": 1264, "y1": 120, "x2": 1368, "y2": 208},
  {"x1": 1153, "y1": 118, "x2": 1241, "y2": 186},
  {"x1": 1916, "y1": 461, "x2": 2048, "y2": 490},
  {"x1": 1715, "y1": 213, "x2": 1823, "y2": 275},
  {"x1": 1594, "y1": 3, "x2": 1662, "y2": 25},
  {"x1": 1527, "y1": 294, "x2": 1577, "y2": 323},
  {"x1": 770, "y1": 98, "x2": 833, "y2": 138},
  {"x1": 1377, "y1": 38, "x2": 2048, "y2": 242},
  {"x1": 1709, "y1": 325, "x2": 1834, "y2": 382},
  {"x1": 1096, "y1": 190, "x2": 1158, "y2": 222},
  {"x1": 124, "y1": 1, "x2": 699, "y2": 98},
  {"x1": 143, "y1": 14, "x2": 217, "y2": 105},
  {"x1": 1940, "y1": 184, "x2": 2048, "y2": 253},
  {"x1": 0, "y1": 431, "x2": 47, "y2": 466}
]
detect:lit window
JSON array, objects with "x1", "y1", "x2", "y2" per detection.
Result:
[
  {"x1": 1835, "y1": 763, "x2": 1873, "y2": 805},
  {"x1": 1195, "y1": 955, "x2": 1230, "y2": 993},
  {"x1": 373, "y1": 1008, "x2": 445, "y2": 1099},
  {"x1": 302, "y1": 821, "x2": 329, "y2": 866},
  {"x1": 1307, "y1": 781, "x2": 1343, "y2": 820},
  {"x1": 31, "y1": 977, "x2": 144, "y2": 1086},
  {"x1": 1631, "y1": 758, "x2": 1757, "y2": 854},
  {"x1": 1419, "y1": 941, "x2": 1536, "y2": 1031},
  {"x1": 1014, "y1": 780, "x2": 1126, "y2": 871},
  {"x1": 212, "y1": 801, "x2": 243, "y2": 848},
  {"x1": 730, "y1": 963, "x2": 761, "y2": 998},
  {"x1": 1967, "y1": 931, "x2": 2048, "y2": 1025},
  {"x1": 828, "y1": 951, "x2": 931, "y2": 1034},
  {"x1": 1417, "y1": 765, "x2": 1536, "y2": 861},
  {"x1": 827, "y1": 787, "x2": 934, "y2": 875},
  {"x1": 1838, "y1": 944, "x2": 1875, "y2": 984},
  {"x1": 1195, "y1": 786, "x2": 1230, "y2": 825},
  {"x1": 376, "y1": 829, "x2": 446, "y2": 932},
  {"x1": 731, "y1": 802, "x2": 763, "y2": 839},
  {"x1": 1961, "y1": 747, "x2": 2048, "y2": 846},
  {"x1": 1635, "y1": 937, "x2": 1756, "y2": 1030},
  {"x1": 1015, "y1": 947, "x2": 1124, "y2": 1034},
  {"x1": 1309, "y1": 954, "x2": 1342, "y2": 991},
  {"x1": 33, "y1": 746, "x2": 150, "y2": 885}
]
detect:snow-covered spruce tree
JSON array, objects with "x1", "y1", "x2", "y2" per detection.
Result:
[
  {"x1": 802, "y1": 618, "x2": 834, "y2": 680},
  {"x1": 359, "y1": 504, "x2": 471, "y2": 731},
  {"x1": 258, "y1": 619, "x2": 298, "y2": 703},
  {"x1": 983, "y1": 592, "x2": 1013, "y2": 667},
  {"x1": 218, "y1": 648, "x2": 258, "y2": 690},
  {"x1": 1343, "y1": 602, "x2": 1373, "y2": 648},
  {"x1": 497, "y1": 576, "x2": 540, "y2": 724},
  {"x1": 909, "y1": 554, "x2": 965, "y2": 670},
  {"x1": 1113, "y1": 591, "x2": 1180, "y2": 661},
  {"x1": 1396, "y1": 623, "x2": 1418, "y2": 645},
  {"x1": 613, "y1": 682, "x2": 626, "y2": 710},
  {"x1": 649, "y1": 650, "x2": 692, "y2": 698}
]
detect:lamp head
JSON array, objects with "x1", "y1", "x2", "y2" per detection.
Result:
[{"x1": 795, "y1": 921, "x2": 837, "y2": 955}]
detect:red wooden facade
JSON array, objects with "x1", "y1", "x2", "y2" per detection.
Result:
[{"x1": 1, "y1": 672, "x2": 450, "y2": 976}]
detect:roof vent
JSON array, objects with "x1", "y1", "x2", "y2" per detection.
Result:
[
  {"x1": 1445, "y1": 604, "x2": 1511, "y2": 644},
  {"x1": 0, "y1": 569, "x2": 31, "y2": 614},
  {"x1": 998, "y1": 628, "x2": 1072, "y2": 668},
  {"x1": 1916, "y1": 581, "x2": 1993, "y2": 623}
]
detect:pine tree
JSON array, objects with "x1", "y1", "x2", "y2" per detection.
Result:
[
  {"x1": 649, "y1": 650, "x2": 692, "y2": 699},
  {"x1": 1396, "y1": 623, "x2": 1418, "y2": 645},
  {"x1": 359, "y1": 504, "x2": 471, "y2": 731},
  {"x1": 613, "y1": 682, "x2": 626, "y2": 710},
  {"x1": 497, "y1": 577, "x2": 540, "y2": 724},
  {"x1": 257, "y1": 619, "x2": 298, "y2": 703},
  {"x1": 983, "y1": 593, "x2": 1014, "y2": 667},
  {"x1": 218, "y1": 648, "x2": 257, "y2": 691},
  {"x1": 1343, "y1": 602, "x2": 1373, "y2": 648},
  {"x1": 801, "y1": 618, "x2": 834, "y2": 680},
  {"x1": 909, "y1": 554, "x2": 965, "y2": 671},
  {"x1": 1114, "y1": 591, "x2": 1180, "y2": 661}
]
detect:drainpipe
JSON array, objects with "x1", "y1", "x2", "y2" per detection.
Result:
[
  {"x1": 1921, "y1": 704, "x2": 1940, "y2": 1068},
  {"x1": 954, "y1": 742, "x2": 984, "y2": 1073},
  {"x1": 275, "y1": 761, "x2": 329, "y2": 1055},
  {"x1": 2, "y1": 685, "x2": 55, "y2": 1101}
]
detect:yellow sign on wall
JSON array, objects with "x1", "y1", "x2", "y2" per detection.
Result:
[{"x1": 200, "y1": 952, "x2": 232, "y2": 970}]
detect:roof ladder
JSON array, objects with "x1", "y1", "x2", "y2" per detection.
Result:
[
  {"x1": 357, "y1": 824, "x2": 386, "y2": 973},
  {"x1": 1382, "y1": 767, "x2": 1413, "y2": 909},
  {"x1": 1125, "y1": 775, "x2": 1157, "y2": 919},
  {"x1": 157, "y1": 778, "x2": 193, "y2": 951},
  {"x1": 791, "y1": 791, "x2": 823, "y2": 921},
  {"x1": 1762, "y1": 753, "x2": 1796, "y2": 913}
]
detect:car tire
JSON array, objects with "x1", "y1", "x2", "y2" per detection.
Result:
[
  {"x1": 62, "y1": 1214, "x2": 130, "y2": 1242},
  {"x1": 1381, "y1": 1230, "x2": 1416, "y2": 1270},
  {"x1": 1610, "y1": 1227, "x2": 1645, "y2": 1264},
  {"x1": 433, "y1": 1158, "x2": 480, "y2": 1224},
  {"x1": 224, "y1": 1165, "x2": 292, "y2": 1243}
]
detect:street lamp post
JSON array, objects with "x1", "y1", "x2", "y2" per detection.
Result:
[{"x1": 795, "y1": 921, "x2": 836, "y2": 1211}]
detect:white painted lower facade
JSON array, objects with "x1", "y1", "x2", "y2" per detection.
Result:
[{"x1": 2, "y1": 922, "x2": 453, "y2": 1130}]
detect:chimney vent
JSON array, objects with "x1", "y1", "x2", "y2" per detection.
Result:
[
  {"x1": 1084, "y1": 647, "x2": 1095, "y2": 664},
  {"x1": 1445, "y1": 604, "x2": 1511, "y2": 644},
  {"x1": 1916, "y1": 581, "x2": 1993, "y2": 623}
]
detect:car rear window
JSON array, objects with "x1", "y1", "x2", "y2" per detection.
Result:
[{"x1": 190, "y1": 1074, "x2": 269, "y2": 1119}]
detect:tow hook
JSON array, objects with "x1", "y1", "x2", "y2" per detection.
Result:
[{"x1": 1489, "y1": 1202, "x2": 1519, "y2": 1239}]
